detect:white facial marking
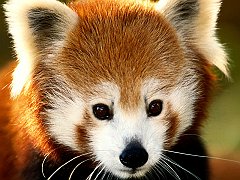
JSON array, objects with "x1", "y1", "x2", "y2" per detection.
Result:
[
  {"x1": 89, "y1": 81, "x2": 168, "y2": 178},
  {"x1": 47, "y1": 89, "x2": 84, "y2": 151},
  {"x1": 89, "y1": 77, "x2": 198, "y2": 178},
  {"x1": 43, "y1": 74, "x2": 198, "y2": 179}
]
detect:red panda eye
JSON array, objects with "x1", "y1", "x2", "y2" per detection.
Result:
[
  {"x1": 92, "y1": 104, "x2": 113, "y2": 120},
  {"x1": 147, "y1": 100, "x2": 163, "y2": 117}
]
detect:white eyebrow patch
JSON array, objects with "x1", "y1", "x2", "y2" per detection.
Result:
[
  {"x1": 88, "y1": 82, "x2": 121, "y2": 105},
  {"x1": 142, "y1": 76, "x2": 199, "y2": 137}
]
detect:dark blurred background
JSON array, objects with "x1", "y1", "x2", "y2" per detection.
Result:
[{"x1": 0, "y1": 0, "x2": 239, "y2": 179}]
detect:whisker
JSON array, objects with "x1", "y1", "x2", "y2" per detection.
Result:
[
  {"x1": 68, "y1": 157, "x2": 94, "y2": 180},
  {"x1": 93, "y1": 164, "x2": 105, "y2": 180},
  {"x1": 145, "y1": 173, "x2": 151, "y2": 180},
  {"x1": 150, "y1": 163, "x2": 165, "y2": 179},
  {"x1": 86, "y1": 162, "x2": 102, "y2": 180},
  {"x1": 162, "y1": 155, "x2": 201, "y2": 180},
  {"x1": 42, "y1": 149, "x2": 57, "y2": 178},
  {"x1": 99, "y1": 169, "x2": 107, "y2": 180},
  {"x1": 105, "y1": 171, "x2": 113, "y2": 180},
  {"x1": 47, "y1": 152, "x2": 92, "y2": 180},
  {"x1": 162, "y1": 149, "x2": 240, "y2": 164},
  {"x1": 159, "y1": 159, "x2": 181, "y2": 180}
]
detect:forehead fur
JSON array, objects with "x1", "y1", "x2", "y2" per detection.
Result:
[
  {"x1": 59, "y1": 0, "x2": 185, "y2": 102},
  {"x1": 5, "y1": 0, "x2": 228, "y2": 99}
]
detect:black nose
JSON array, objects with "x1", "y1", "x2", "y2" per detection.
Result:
[{"x1": 119, "y1": 141, "x2": 148, "y2": 169}]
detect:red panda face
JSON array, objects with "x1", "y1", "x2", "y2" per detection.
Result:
[
  {"x1": 42, "y1": 5, "x2": 202, "y2": 178},
  {"x1": 43, "y1": 5, "x2": 200, "y2": 178},
  {"x1": 4, "y1": 0, "x2": 228, "y2": 179}
]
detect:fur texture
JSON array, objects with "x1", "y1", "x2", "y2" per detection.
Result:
[{"x1": 0, "y1": 0, "x2": 227, "y2": 179}]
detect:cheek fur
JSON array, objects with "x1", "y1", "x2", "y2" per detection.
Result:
[
  {"x1": 47, "y1": 94, "x2": 97, "y2": 154},
  {"x1": 76, "y1": 112, "x2": 96, "y2": 154},
  {"x1": 76, "y1": 125, "x2": 91, "y2": 153},
  {"x1": 163, "y1": 106, "x2": 180, "y2": 149}
]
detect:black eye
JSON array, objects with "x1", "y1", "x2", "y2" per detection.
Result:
[
  {"x1": 92, "y1": 104, "x2": 113, "y2": 120},
  {"x1": 147, "y1": 100, "x2": 163, "y2": 117}
]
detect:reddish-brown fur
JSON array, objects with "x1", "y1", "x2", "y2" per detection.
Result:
[
  {"x1": 64, "y1": 1, "x2": 184, "y2": 109},
  {"x1": 0, "y1": 62, "x2": 68, "y2": 180},
  {"x1": 0, "y1": 0, "x2": 225, "y2": 179},
  {"x1": 0, "y1": 62, "x2": 17, "y2": 180}
]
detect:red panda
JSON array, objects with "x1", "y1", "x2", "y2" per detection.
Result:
[{"x1": 0, "y1": 0, "x2": 228, "y2": 179}]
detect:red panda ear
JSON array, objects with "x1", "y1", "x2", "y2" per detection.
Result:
[
  {"x1": 4, "y1": 0, "x2": 78, "y2": 58},
  {"x1": 155, "y1": 0, "x2": 229, "y2": 76},
  {"x1": 4, "y1": 0, "x2": 79, "y2": 97}
]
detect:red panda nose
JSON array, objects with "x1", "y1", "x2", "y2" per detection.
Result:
[{"x1": 119, "y1": 141, "x2": 148, "y2": 169}]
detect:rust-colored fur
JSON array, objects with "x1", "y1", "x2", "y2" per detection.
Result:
[
  {"x1": 0, "y1": 0, "x2": 229, "y2": 179},
  {"x1": 0, "y1": 62, "x2": 17, "y2": 180}
]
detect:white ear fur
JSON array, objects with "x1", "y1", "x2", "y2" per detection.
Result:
[
  {"x1": 4, "y1": 0, "x2": 78, "y2": 97},
  {"x1": 156, "y1": 0, "x2": 229, "y2": 76}
]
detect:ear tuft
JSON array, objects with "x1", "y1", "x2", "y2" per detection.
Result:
[
  {"x1": 4, "y1": 0, "x2": 79, "y2": 97},
  {"x1": 156, "y1": 0, "x2": 199, "y2": 25},
  {"x1": 156, "y1": 0, "x2": 229, "y2": 76},
  {"x1": 27, "y1": 8, "x2": 66, "y2": 49},
  {"x1": 4, "y1": 0, "x2": 78, "y2": 56}
]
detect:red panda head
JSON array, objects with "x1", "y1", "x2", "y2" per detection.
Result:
[{"x1": 4, "y1": 0, "x2": 228, "y2": 178}]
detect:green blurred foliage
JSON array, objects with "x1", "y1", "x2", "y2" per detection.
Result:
[
  {"x1": 0, "y1": 0, "x2": 239, "y2": 155},
  {"x1": 202, "y1": 0, "x2": 240, "y2": 155}
]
